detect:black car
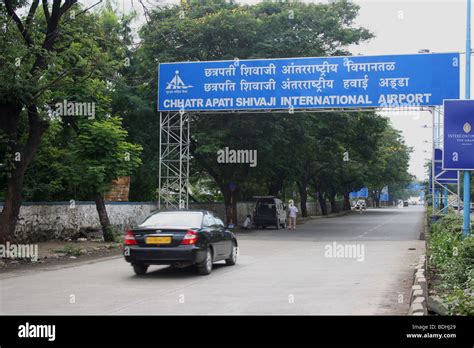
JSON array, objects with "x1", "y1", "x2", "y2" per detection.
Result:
[{"x1": 123, "y1": 210, "x2": 238, "y2": 275}]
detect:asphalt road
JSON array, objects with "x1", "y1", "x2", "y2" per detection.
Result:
[{"x1": 0, "y1": 206, "x2": 425, "y2": 315}]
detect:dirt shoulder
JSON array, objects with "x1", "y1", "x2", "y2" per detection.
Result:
[{"x1": 0, "y1": 240, "x2": 122, "y2": 274}]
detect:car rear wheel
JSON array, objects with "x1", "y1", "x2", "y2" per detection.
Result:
[
  {"x1": 225, "y1": 241, "x2": 238, "y2": 266},
  {"x1": 133, "y1": 263, "x2": 148, "y2": 276},
  {"x1": 197, "y1": 248, "x2": 213, "y2": 275}
]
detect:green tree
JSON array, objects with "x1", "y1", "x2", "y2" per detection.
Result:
[
  {"x1": 0, "y1": 0, "x2": 80, "y2": 243},
  {"x1": 0, "y1": 1, "x2": 139, "y2": 242},
  {"x1": 366, "y1": 126, "x2": 412, "y2": 206},
  {"x1": 67, "y1": 118, "x2": 142, "y2": 241}
]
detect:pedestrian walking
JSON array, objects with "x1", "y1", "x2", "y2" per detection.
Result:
[{"x1": 287, "y1": 200, "x2": 298, "y2": 230}]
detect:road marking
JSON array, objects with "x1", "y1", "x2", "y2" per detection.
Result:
[{"x1": 356, "y1": 215, "x2": 398, "y2": 239}]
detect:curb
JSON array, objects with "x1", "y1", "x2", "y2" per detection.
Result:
[{"x1": 408, "y1": 254, "x2": 428, "y2": 315}]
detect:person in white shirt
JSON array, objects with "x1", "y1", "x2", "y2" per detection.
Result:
[
  {"x1": 287, "y1": 200, "x2": 298, "y2": 230},
  {"x1": 243, "y1": 214, "x2": 252, "y2": 230}
]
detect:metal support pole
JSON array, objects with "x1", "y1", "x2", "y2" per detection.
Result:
[
  {"x1": 458, "y1": 171, "x2": 461, "y2": 215},
  {"x1": 443, "y1": 187, "x2": 449, "y2": 213},
  {"x1": 158, "y1": 112, "x2": 162, "y2": 210},
  {"x1": 463, "y1": 172, "x2": 471, "y2": 234},
  {"x1": 186, "y1": 113, "x2": 190, "y2": 209},
  {"x1": 431, "y1": 108, "x2": 436, "y2": 213},
  {"x1": 464, "y1": 0, "x2": 472, "y2": 235},
  {"x1": 179, "y1": 111, "x2": 183, "y2": 208}
]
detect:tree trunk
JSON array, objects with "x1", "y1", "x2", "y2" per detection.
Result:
[
  {"x1": 343, "y1": 192, "x2": 351, "y2": 211},
  {"x1": 94, "y1": 192, "x2": 114, "y2": 242},
  {"x1": 318, "y1": 193, "x2": 328, "y2": 216},
  {"x1": 329, "y1": 192, "x2": 338, "y2": 213},
  {"x1": 374, "y1": 197, "x2": 380, "y2": 208},
  {"x1": 223, "y1": 187, "x2": 238, "y2": 226},
  {"x1": 372, "y1": 190, "x2": 381, "y2": 208},
  {"x1": 296, "y1": 181, "x2": 308, "y2": 217},
  {"x1": 0, "y1": 167, "x2": 26, "y2": 244},
  {"x1": 0, "y1": 104, "x2": 48, "y2": 243}
]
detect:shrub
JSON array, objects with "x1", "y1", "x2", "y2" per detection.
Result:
[{"x1": 428, "y1": 213, "x2": 473, "y2": 315}]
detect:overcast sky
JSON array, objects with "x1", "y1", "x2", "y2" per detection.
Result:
[{"x1": 105, "y1": 0, "x2": 469, "y2": 180}]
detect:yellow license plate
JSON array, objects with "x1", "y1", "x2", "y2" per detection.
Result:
[{"x1": 146, "y1": 236, "x2": 172, "y2": 244}]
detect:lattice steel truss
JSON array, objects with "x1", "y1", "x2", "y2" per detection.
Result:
[{"x1": 158, "y1": 111, "x2": 190, "y2": 210}]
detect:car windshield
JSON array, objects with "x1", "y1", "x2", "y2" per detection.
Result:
[{"x1": 139, "y1": 212, "x2": 203, "y2": 228}]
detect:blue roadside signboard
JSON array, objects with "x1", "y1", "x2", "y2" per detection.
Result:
[
  {"x1": 430, "y1": 173, "x2": 457, "y2": 187},
  {"x1": 429, "y1": 170, "x2": 457, "y2": 194},
  {"x1": 158, "y1": 53, "x2": 460, "y2": 112},
  {"x1": 429, "y1": 149, "x2": 457, "y2": 192},
  {"x1": 380, "y1": 186, "x2": 389, "y2": 202},
  {"x1": 380, "y1": 192, "x2": 390, "y2": 202},
  {"x1": 435, "y1": 162, "x2": 458, "y2": 180},
  {"x1": 408, "y1": 182, "x2": 425, "y2": 190},
  {"x1": 434, "y1": 149, "x2": 458, "y2": 181},
  {"x1": 350, "y1": 187, "x2": 369, "y2": 199},
  {"x1": 443, "y1": 100, "x2": 474, "y2": 170}
]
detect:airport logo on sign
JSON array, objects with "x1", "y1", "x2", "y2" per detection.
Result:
[
  {"x1": 463, "y1": 122, "x2": 472, "y2": 134},
  {"x1": 166, "y1": 70, "x2": 193, "y2": 94}
]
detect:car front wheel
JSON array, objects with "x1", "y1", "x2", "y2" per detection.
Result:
[
  {"x1": 133, "y1": 263, "x2": 148, "y2": 276},
  {"x1": 197, "y1": 248, "x2": 213, "y2": 275}
]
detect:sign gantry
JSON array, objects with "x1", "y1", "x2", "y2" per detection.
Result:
[{"x1": 157, "y1": 53, "x2": 461, "y2": 210}]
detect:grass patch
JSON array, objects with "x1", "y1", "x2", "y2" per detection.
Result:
[{"x1": 52, "y1": 245, "x2": 84, "y2": 257}]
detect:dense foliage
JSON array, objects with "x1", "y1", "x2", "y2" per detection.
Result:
[{"x1": 428, "y1": 212, "x2": 474, "y2": 315}]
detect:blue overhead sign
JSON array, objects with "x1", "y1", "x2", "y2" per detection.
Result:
[
  {"x1": 443, "y1": 100, "x2": 474, "y2": 170},
  {"x1": 158, "y1": 53, "x2": 460, "y2": 112}
]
